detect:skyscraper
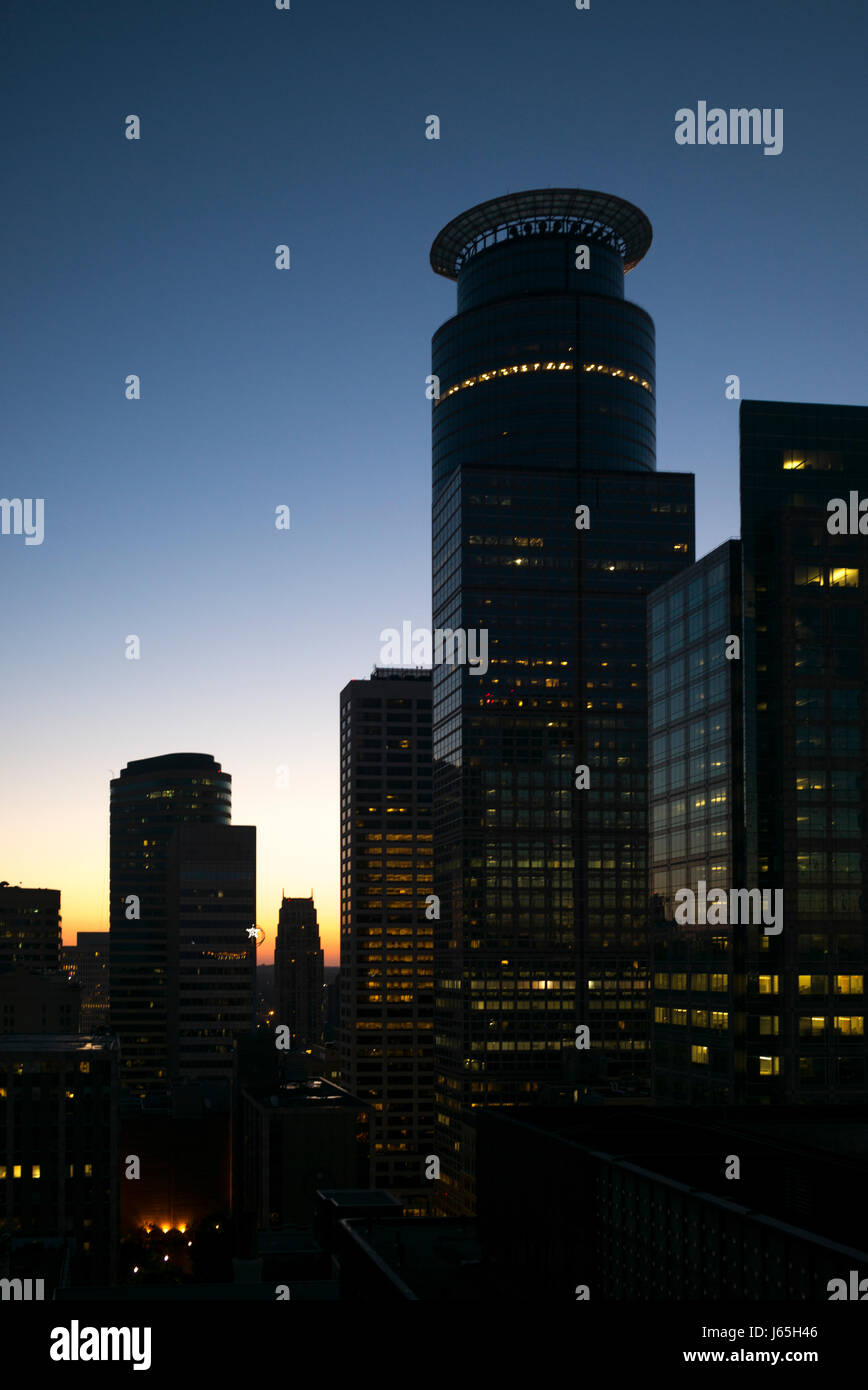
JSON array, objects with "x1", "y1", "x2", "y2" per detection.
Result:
[
  {"x1": 275, "y1": 896, "x2": 324, "y2": 1050},
  {"x1": 0, "y1": 1034, "x2": 119, "y2": 1285},
  {"x1": 650, "y1": 401, "x2": 868, "y2": 1106},
  {"x1": 339, "y1": 668, "x2": 434, "y2": 1206},
  {"x1": 109, "y1": 753, "x2": 254, "y2": 1094},
  {"x1": 429, "y1": 189, "x2": 695, "y2": 1213},
  {"x1": 648, "y1": 541, "x2": 745, "y2": 1102},
  {"x1": 63, "y1": 931, "x2": 110, "y2": 1031},
  {"x1": 0, "y1": 886, "x2": 61, "y2": 973},
  {"x1": 166, "y1": 822, "x2": 256, "y2": 1088},
  {"x1": 740, "y1": 401, "x2": 868, "y2": 1102}
]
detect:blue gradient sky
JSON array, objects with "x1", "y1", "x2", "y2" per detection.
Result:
[{"x1": 1, "y1": 0, "x2": 865, "y2": 961}]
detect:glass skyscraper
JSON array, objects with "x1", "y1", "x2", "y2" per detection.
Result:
[
  {"x1": 741, "y1": 400, "x2": 868, "y2": 1102},
  {"x1": 429, "y1": 189, "x2": 695, "y2": 1213},
  {"x1": 109, "y1": 752, "x2": 254, "y2": 1095},
  {"x1": 648, "y1": 541, "x2": 745, "y2": 1102},
  {"x1": 650, "y1": 401, "x2": 868, "y2": 1106}
]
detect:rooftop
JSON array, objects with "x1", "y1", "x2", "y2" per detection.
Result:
[
  {"x1": 0, "y1": 1033, "x2": 116, "y2": 1053},
  {"x1": 430, "y1": 187, "x2": 652, "y2": 279}
]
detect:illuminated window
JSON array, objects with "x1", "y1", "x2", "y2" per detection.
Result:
[
  {"x1": 691, "y1": 1045, "x2": 709, "y2": 1065},
  {"x1": 31, "y1": 1165, "x2": 40, "y2": 1179},
  {"x1": 798, "y1": 1015, "x2": 825, "y2": 1036},
  {"x1": 672, "y1": 1008, "x2": 687, "y2": 1025},
  {"x1": 835, "y1": 975, "x2": 863, "y2": 995},
  {"x1": 691, "y1": 1009, "x2": 708, "y2": 1028},
  {"x1": 798, "y1": 975, "x2": 827, "y2": 994},
  {"x1": 434, "y1": 357, "x2": 651, "y2": 406},
  {"x1": 759, "y1": 1055, "x2": 780, "y2": 1075},
  {"x1": 653, "y1": 1006, "x2": 669, "y2": 1023},
  {"x1": 670, "y1": 973, "x2": 687, "y2": 991},
  {"x1": 834, "y1": 1015, "x2": 864, "y2": 1035},
  {"x1": 758, "y1": 975, "x2": 779, "y2": 994},
  {"x1": 829, "y1": 568, "x2": 858, "y2": 588},
  {"x1": 794, "y1": 566, "x2": 824, "y2": 586},
  {"x1": 13, "y1": 1166, "x2": 21, "y2": 1179},
  {"x1": 710, "y1": 973, "x2": 727, "y2": 992}
]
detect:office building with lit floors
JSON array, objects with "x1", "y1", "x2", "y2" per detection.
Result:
[
  {"x1": 275, "y1": 896, "x2": 324, "y2": 1050},
  {"x1": 740, "y1": 401, "x2": 868, "y2": 1103},
  {"x1": 0, "y1": 1034, "x2": 119, "y2": 1287},
  {"x1": 62, "y1": 932, "x2": 110, "y2": 1031},
  {"x1": 651, "y1": 403, "x2": 868, "y2": 1107},
  {"x1": 648, "y1": 541, "x2": 746, "y2": 1102},
  {"x1": 339, "y1": 669, "x2": 434, "y2": 1209},
  {"x1": 428, "y1": 189, "x2": 694, "y2": 1214},
  {"x1": 109, "y1": 753, "x2": 254, "y2": 1095}
]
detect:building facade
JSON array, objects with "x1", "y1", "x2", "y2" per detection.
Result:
[
  {"x1": 339, "y1": 669, "x2": 434, "y2": 1206},
  {"x1": 109, "y1": 753, "x2": 253, "y2": 1094},
  {"x1": 740, "y1": 400, "x2": 868, "y2": 1102},
  {"x1": 429, "y1": 189, "x2": 695, "y2": 1213},
  {"x1": 0, "y1": 968, "x2": 80, "y2": 1035},
  {"x1": 650, "y1": 402, "x2": 868, "y2": 1106},
  {"x1": 275, "y1": 896, "x2": 324, "y2": 1050},
  {"x1": 165, "y1": 822, "x2": 256, "y2": 1089},
  {"x1": 63, "y1": 933, "x2": 110, "y2": 1031},
  {"x1": 649, "y1": 541, "x2": 745, "y2": 1101},
  {"x1": 0, "y1": 886, "x2": 61, "y2": 974},
  {"x1": 0, "y1": 1035, "x2": 119, "y2": 1285}
]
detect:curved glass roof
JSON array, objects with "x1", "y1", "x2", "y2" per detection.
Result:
[{"x1": 430, "y1": 188, "x2": 652, "y2": 279}]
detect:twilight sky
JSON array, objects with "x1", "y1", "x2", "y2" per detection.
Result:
[{"x1": 1, "y1": 0, "x2": 865, "y2": 963}]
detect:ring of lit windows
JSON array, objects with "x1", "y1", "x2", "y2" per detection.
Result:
[{"x1": 434, "y1": 358, "x2": 652, "y2": 405}]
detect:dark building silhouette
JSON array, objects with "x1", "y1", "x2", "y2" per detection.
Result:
[
  {"x1": 62, "y1": 932, "x2": 110, "y2": 1031},
  {"x1": 339, "y1": 669, "x2": 434, "y2": 1207},
  {"x1": 740, "y1": 401, "x2": 868, "y2": 1102},
  {"x1": 119, "y1": 1084, "x2": 232, "y2": 1238},
  {"x1": 275, "y1": 896, "x2": 324, "y2": 1049},
  {"x1": 475, "y1": 1105, "x2": 868, "y2": 1301},
  {"x1": 0, "y1": 1034, "x2": 119, "y2": 1286},
  {"x1": 429, "y1": 189, "x2": 695, "y2": 1213},
  {"x1": 109, "y1": 753, "x2": 254, "y2": 1095},
  {"x1": 166, "y1": 823, "x2": 256, "y2": 1088},
  {"x1": 0, "y1": 885, "x2": 61, "y2": 973},
  {"x1": 323, "y1": 967, "x2": 341, "y2": 1044},
  {"x1": 0, "y1": 967, "x2": 80, "y2": 1034},
  {"x1": 241, "y1": 1078, "x2": 369, "y2": 1228}
]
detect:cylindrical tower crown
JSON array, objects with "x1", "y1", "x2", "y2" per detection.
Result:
[{"x1": 430, "y1": 188, "x2": 656, "y2": 493}]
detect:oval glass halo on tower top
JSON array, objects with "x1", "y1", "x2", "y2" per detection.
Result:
[{"x1": 430, "y1": 187, "x2": 653, "y2": 279}]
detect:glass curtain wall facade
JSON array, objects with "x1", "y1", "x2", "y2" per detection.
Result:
[
  {"x1": 741, "y1": 400, "x2": 868, "y2": 1102},
  {"x1": 648, "y1": 541, "x2": 745, "y2": 1101},
  {"x1": 429, "y1": 190, "x2": 695, "y2": 1214}
]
